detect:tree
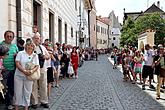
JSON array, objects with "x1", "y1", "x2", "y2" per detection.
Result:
[
  {"x1": 120, "y1": 13, "x2": 165, "y2": 47},
  {"x1": 120, "y1": 17, "x2": 137, "y2": 46}
]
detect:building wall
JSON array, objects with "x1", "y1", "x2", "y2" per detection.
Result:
[
  {"x1": 108, "y1": 11, "x2": 121, "y2": 48},
  {"x1": 0, "y1": 0, "x2": 8, "y2": 42},
  {"x1": 96, "y1": 20, "x2": 108, "y2": 49},
  {"x1": 0, "y1": 0, "x2": 80, "y2": 45},
  {"x1": 90, "y1": 9, "x2": 96, "y2": 49},
  {"x1": 0, "y1": 0, "x2": 91, "y2": 47},
  {"x1": 138, "y1": 30, "x2": 155, "y2": 50},
  {"x1": 0, "y1": 0, "x2": 17, "y2": 42},
  {"x1": 48, "y1": 0, "x2": 79, "y2": 45},
  {"x1": 78, "y1": 0, "x2": 89, "y2": 48},
  {"x1": 109, "y1": 28, "x2": 121, "y2": 48}
]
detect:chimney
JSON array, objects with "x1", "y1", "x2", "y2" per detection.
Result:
[{"x1": 157, "y1": 1, "x2": 160, "y2": 8}]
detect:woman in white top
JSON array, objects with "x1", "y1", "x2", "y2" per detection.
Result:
[{"x1": 14, "y1": 39, "x2": 39, "y2": 110}]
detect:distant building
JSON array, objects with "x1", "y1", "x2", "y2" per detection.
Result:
[
  {"x1": 108, "y1": 11, "x2": 121, "y2": 48},
  {"x1": 123, "y1": 1, "x2": 165, "y2": 24},
  {"x1": 89, "y1": 0, "x2": 97, "y2": 49},
  {"x1": 96, "y1": 16, "x2": 109, "y2": 49}
]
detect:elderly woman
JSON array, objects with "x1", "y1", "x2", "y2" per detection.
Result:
[{"x1": 14, "y1": 39, "x2": 39, "y2": 110}]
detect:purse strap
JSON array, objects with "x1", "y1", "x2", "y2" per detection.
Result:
[
  {"x1": 39, "y1": 45, "x2": 43, "y2": 54},
  {"x1": 30, "y1": 54, "x2": 36, "y2": 63}
]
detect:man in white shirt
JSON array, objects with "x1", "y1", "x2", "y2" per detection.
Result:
[
  {"x1": 142, "y1": 44, "x2": 155, "y2": 90},
  {"x1": 31, "y1": 34, "x2": 50, "y2": 108}
]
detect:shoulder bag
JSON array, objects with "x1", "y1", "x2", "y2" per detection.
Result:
[{"x1": 25, "y1": 54, "x2": 40, "y2": 81}]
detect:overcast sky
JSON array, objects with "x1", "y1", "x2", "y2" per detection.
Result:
[{"x1": 95, "y1": 0, "x2": 165, "y2": 23}]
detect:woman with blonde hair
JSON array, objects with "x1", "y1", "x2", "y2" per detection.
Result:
[
  {"x1": 14, "y1": 39, "x2": 39, "y2": 110},
  {"x1": 134, "y1": 50, "x2": 143, "y2": 84}
]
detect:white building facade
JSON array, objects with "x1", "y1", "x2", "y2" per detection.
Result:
[
  {"x1": 108, "y1": 11, "x2": 121, "y2": 48},
  {"x1": 0, "y1": 0, "x2": 92, "y2": 46},
  {"x1": 110, "y1": 28, "x2": 121, "y2": 47},
  {"x1": 96, "y1": 19, "x2": 108, "y2": 49}
]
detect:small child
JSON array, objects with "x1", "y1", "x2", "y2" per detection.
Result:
[
  {"x1": 68, "y1": 62, "x2": 74, "y2": 78},
  {"x1": 123, "y1": 59, "x2": 131, "y2": 82},
  {"x1": 60, "y1": 63, "x2": 65, "y2": 79}
]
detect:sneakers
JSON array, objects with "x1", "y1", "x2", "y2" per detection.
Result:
[
  {"x1": 40, "y1": 103, "x2": 49, "y2": 108},
  {"x1": 149, "y1": 84, "x2": 155, "y2": 89},
  {"x1": 7, "y1": 105, "x2": 14, "y2": 110},
  {"x1": 31, "y1": 104, "x2": 38, "y2": 109},
  {"x1": 131, "y1": 80, "x2": 136, "y2": 84},
  {"x1": 156, "y1": 95, "x2": 160, "y2": 100},
  {"x1": 142, "y1": 85, "x2": 145, "y2": 90},
  {"x1": 55, "y1": 84, "x2": 59, "y2": 88}
]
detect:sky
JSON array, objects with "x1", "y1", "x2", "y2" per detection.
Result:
[{"x1": 95, "y1": 0, "x2": 165, "y2": 23}]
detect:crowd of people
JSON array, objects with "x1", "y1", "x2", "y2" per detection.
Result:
[
  {"x1": 112, "y1": 44, "x2": 165, "y2": 100},
  {"x1": 0, "y1": 26, "x2": 101, "y2": 110}
]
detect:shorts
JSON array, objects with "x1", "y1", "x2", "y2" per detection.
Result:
[
  {"x1": 47, "y1": 67, "x2": 54, "y2": 83},
  {"x1": 142, "y1": 65, "x2": 153, "y2": 79},
  {"x1": 123, "y1": 70, "x2": 129, "y2": 75}
]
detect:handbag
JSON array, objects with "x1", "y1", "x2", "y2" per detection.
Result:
[
  {"x1": 25, "y1": 55, "x2": 40, "y2": 81},
  {"x1": 68, "y1": 63, "x2": 74, "y2": 75}
]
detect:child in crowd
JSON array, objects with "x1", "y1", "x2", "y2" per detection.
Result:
[
  {"x1": 113, "y1": 49, "x2": 117, "y2": 69},
  {"x1": 68, "y1": 62, "x2": 74, "y2": 78},
  {"x1": 123, "y1": 59, "x2": 131, "y2": 82}
]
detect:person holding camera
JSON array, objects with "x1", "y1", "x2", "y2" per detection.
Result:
[
  {"x1": 0, "y1": 30, "x2": 18, "y2": 110},
  {"x1": 31, "y1": 34, "x2": 50, "y2": 109}
]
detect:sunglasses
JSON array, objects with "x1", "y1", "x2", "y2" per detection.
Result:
[{"x1": 6, "y1": 35, "x2": 14, "y2": 38}]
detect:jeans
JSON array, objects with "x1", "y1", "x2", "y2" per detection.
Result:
[{"x1": 3, "y1": 70, "x2": 15, "y2": 106}]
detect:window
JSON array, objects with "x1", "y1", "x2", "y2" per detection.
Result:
[
  {"x1": 113, "y1": 37, "x2": 116, "y2": 40},
  {"x1": 112, "y1": 43, "x2": 114, "y2": 47},
  {"x1": 97, "y1": 25, "x2": 100, "y2": 33},
  {"x1": 75, "y1": 0, "x2": 77, "y2": 11},
  {"x1": 94, "y1": 25, "x2": 95, "y2": 31},
  {"x1": 71, "y1": 27, "x2": 73, "y2": 37}
]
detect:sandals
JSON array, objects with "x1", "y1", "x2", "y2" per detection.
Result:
[{"x1": 156, "y1": 95, "x2": 160, "y2": 100}]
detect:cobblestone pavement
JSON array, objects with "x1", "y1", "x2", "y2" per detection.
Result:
[{"x1": 1, "y1": 55, "x2": 165, "y2": 110}]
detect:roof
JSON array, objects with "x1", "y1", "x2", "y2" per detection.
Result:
[
  {"x1": 144, "y1": 3, "x2": 164, "y2": 13},
  {"x1": 96, "y1": 16, "x2": 111, "y2": 25}
]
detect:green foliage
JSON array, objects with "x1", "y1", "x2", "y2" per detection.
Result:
[{"x1": 121, "y1": 13, "x2": 165, "y2": 46}]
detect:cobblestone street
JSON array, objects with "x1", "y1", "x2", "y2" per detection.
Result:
[
  {"x1": 49, "y1": 55, "x2": 165, "y2": 110},
  {"x1": 1, "y1": 55, "x2": 165, "y2": 110}
]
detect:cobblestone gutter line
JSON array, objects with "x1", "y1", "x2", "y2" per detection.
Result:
[{"x1": 104, "y1": 59, "x2": 126, "y2": 110}]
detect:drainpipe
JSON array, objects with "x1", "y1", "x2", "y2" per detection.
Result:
[
  {"x1": 96, "y1": 17, "x2": 97, "y2": 49},
  {"x1": 108, "y1": 25, "x2": 110, "y2": 48},
  {"x1": 16, "y1": 0, "x2": 22, "y2": 42},
  {"x1": 88, "y1": 10, "x2": 91, "y2": 47}
]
